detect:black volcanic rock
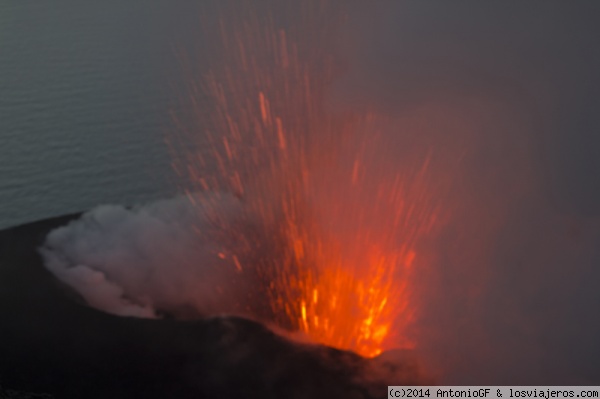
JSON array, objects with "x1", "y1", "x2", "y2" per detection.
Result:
[{"x1": 0, "y1": 215, "x2": 428, "y2": 398}]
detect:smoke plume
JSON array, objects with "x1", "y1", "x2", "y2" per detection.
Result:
[{"x1": 40, "y1": 193, "x2": 259, "y2": 320}]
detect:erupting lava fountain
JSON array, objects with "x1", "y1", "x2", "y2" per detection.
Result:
[{"x1": 168, "y1": 2, "x2": 453, "y2": 358}]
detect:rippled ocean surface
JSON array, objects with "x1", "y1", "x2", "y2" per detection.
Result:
[{"x1": 0, "y1": 2, "x2": 211, "y2": 229}]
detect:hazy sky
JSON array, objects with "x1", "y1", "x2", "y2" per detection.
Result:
[{"x1": 334, "y1": 1, "x2": 600, "y2": 383}]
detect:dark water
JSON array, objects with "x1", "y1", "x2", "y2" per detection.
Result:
[{"x1": 0, "y1": 2, "x2": 212, "y2": 229}]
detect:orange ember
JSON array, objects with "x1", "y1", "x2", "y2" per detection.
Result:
[
  {"x1": 169, "y1": 3, "x2": 444, "y2": 358},
  {"x1": 289, "y1": 247, "x2": 418, "y2": 357}
]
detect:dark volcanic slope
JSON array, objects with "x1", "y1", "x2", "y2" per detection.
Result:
[{"x1": 0, "y1": 215, "x2": 427, "y2": 398}]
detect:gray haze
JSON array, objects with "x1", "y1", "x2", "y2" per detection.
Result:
[{"x1": 335, "y1": 1, "x2": 600, "y2": 384}]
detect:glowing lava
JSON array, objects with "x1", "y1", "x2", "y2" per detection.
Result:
[
  {"x1": 290, "y1": 247, "x2": 418, "y2": 357},
  {"x1": 169, "y1": 3, "x2": 444, "y2": 358}
]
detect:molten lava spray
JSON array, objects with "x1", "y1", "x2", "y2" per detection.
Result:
[{"x1": 169, "y1": 1, "x2": 453, "y2": 358}]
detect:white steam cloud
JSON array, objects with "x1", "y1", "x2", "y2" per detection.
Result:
[{"x1": 39, "y1": 193, "x2": 251, "y2": 320}]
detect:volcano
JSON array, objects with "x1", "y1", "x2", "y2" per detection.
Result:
[{"x1": 0, "y1": 214, "x2": 430, "y2": 399}]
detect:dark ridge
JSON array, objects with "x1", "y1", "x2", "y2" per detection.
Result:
[{"x1": 0, "y1": 214, "x2": 428, "y2": 398}]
